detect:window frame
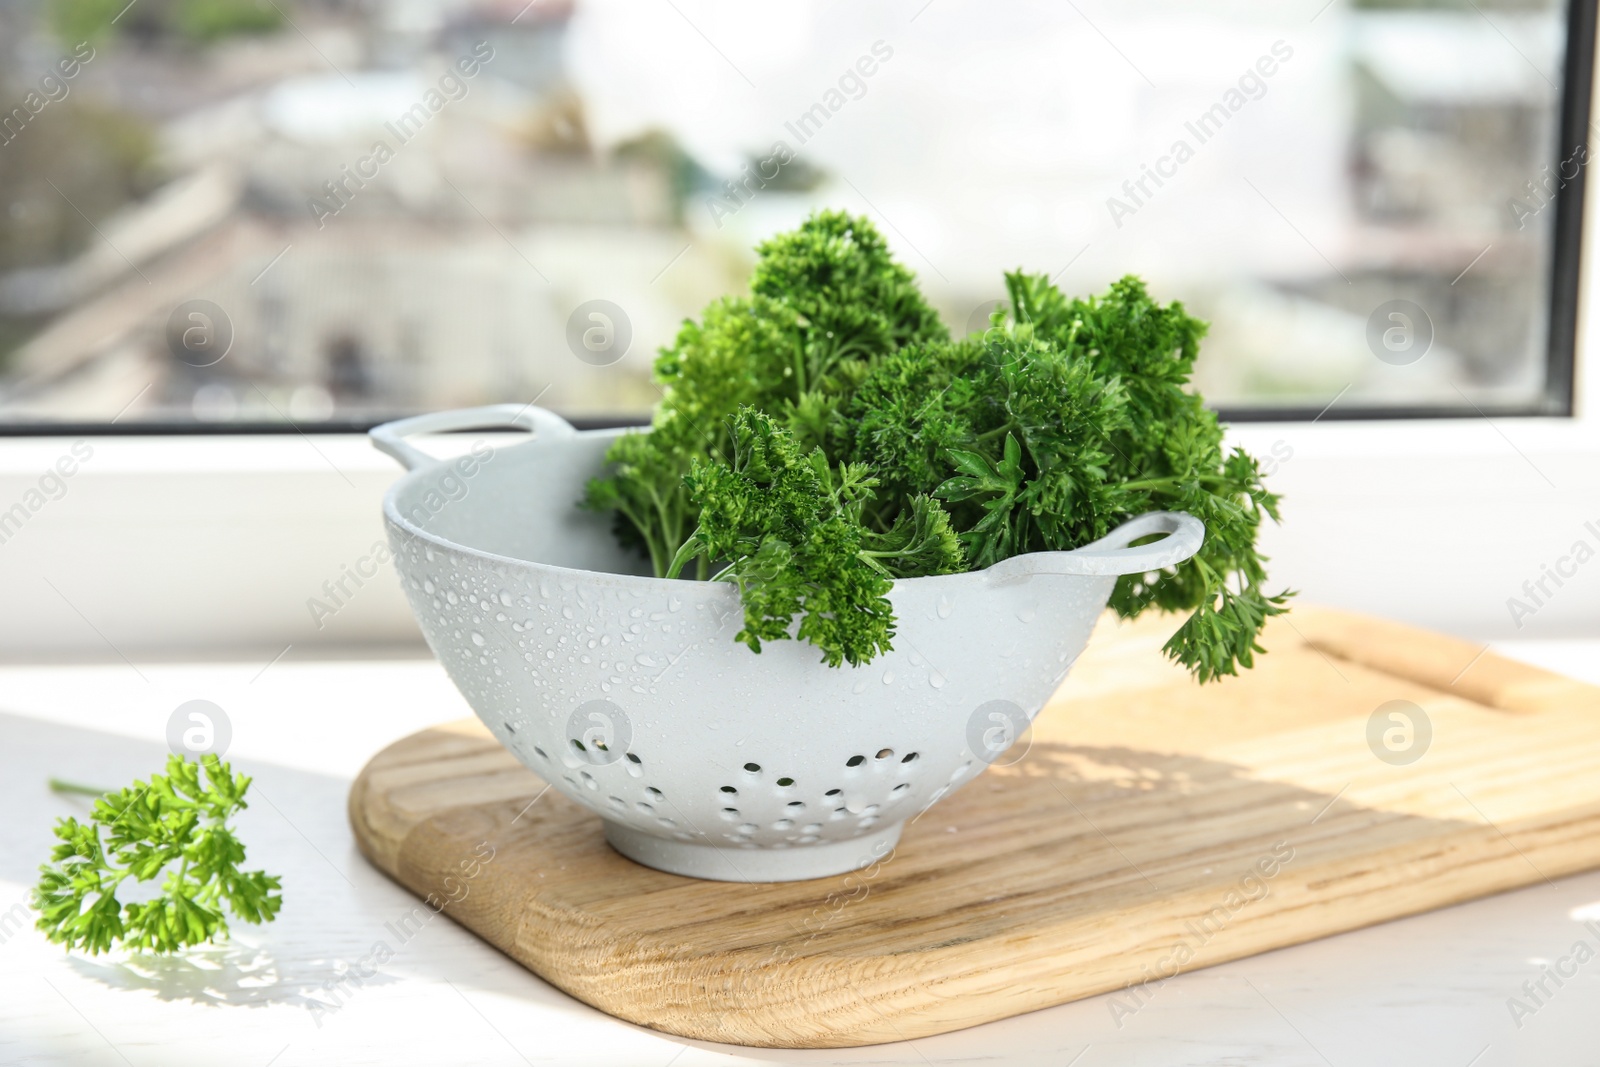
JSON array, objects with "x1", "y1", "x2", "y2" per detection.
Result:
[{"x1": 0, "y1": 2, "x2": 1595, "y2": 434}]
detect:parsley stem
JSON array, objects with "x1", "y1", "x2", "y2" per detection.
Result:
[
  {"x1": 972, "y1": 424, "x2": 1016, "y2": 444},
  {"x1": 664, "y1": 534, "x2": 700, "y2": 580},
  {"x1": 1120, "y1": 474, "x2": 1233, "y2": 492},
  {"x1": 49, "y1": 778, "x2": 110, "y2": 797}
]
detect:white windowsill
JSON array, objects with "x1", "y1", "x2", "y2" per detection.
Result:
[{"x1": 1, "y1": 639, "x2": 1597, "y2": 1065}]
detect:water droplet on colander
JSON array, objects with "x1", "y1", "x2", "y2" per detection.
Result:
[
  {"x1": 852, "y1": 678, "x2": 869, "y2": 694},
  {"x1": 468, "y1": 631, "x2": 485, "y2": 647},
  {"x1": 498, "y1": 590, "x2": 513, "y2": 607},
  {"x1": 1017, "y1": 602, "x2": 1037, "y2": 623},
  {"x1": 635, "y1": 654, "x2": 658, "y2": 668},
  {"x1": 446, "y1": 591, "x2": 459, "y2": 605},
  {"x1": 423, "y1": 579, "x2": 435, "y2": 594},
  {"x1": 930, "y1": 670, "x2": 946, "y2": 689},
  {"x1": 668, "y1": 595, "x2": 682, "y2": 613},
  {"x1": 936, "y1": 593, "x2": 953, "y2": 619},
  {"x1": 562, "y1": 607, "x2": 574, "y2": 620},
  {"x1": 882, "y1": 669, "x2": 895, "y2": 685}
]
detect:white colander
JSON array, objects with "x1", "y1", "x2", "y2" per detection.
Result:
[{"x1": 371, "y1": 405, "x2": 1204, "y2": 882}]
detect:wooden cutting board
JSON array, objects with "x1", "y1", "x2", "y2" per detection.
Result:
[{"x1": 348, "y1": 606, "x2": 1600, "y2": 1048}]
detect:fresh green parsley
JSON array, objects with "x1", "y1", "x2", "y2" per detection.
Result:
[
  {"x1": 34, "y1": 754, "x2": 283, "y2": 955},
  {"x1": 585, "y1": 211, "x2": 1291, "y2": 680}
]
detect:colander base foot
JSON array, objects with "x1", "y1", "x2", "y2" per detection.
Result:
[{"x1": 603, "y1": 820, "x2": 904, "y2": 882}]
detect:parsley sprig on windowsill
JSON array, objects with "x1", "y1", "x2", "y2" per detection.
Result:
[
  {"x1": 585, "y1": 210, "x2": 1292, "y2": 682},
  {"x1": 34, "y1": 754, "x2": 283, "y2": 955}
]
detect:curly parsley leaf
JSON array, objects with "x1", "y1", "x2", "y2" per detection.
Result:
[
  {"x1": 583, "y1": 211, "x2": 1289, "y2": 682},
  {"x1": 33, "y1": 754, "x2": 283, "y2": 955},
  {"x1": 1002, "y1": 271, "x2": 1292, "y2": 681},
  {"x1": 583, "y1": 210, "x2": 948, "y2": 577},
  {"x1": 669, "y1": 407, "x2": 960, "y2": 667}
]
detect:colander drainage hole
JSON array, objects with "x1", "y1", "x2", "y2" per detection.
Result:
[
  {"x1": 720, "y1": 808, "x2": 739, "y2": 820},
  {"x1": 776, "y1": 777, "x2": 795, "y2": 787},
  {"x1": 607, "y1": 796, "x2": 626, "y2": 810},
  {"x1": 626, "y1": 752, "x2": 642, "y2": 765},
  {"x1": 503, "y1": 722, "x2": 516, "y2": 733},
  {"x1": 786, "y1": 801, "x2": 805, "y2": 810},
  {"x1": 636, "y1": 802, "x2": 655, "y2": 814},
  {"x1": 720, "y1": 786, "x2": 738, "y2": 795},
  {"x1": 824, "y1": 788, "x2": 842, "y2": 797},
  {"x1": 892, "y1": 783, "x2": 910, "y2": 793},
  {"x1": 657, "y1": 816, "x2": 677, "y2": 828},
  {"x1": 901, "y1": 751, "x2": 919, "y2": 763},
  {"x1": 579, "y1": 772, "x2": 597, "y2": 790},
  {"x1": 846, "y1": 755, "x2": 865, "y2": 767},
  {"x1": 876, "y1": 748, "x2": 894, "y2": 760},
  {"x1": 737, "y1": 822, "x2": 759, "y2": 834},
  {"x1": 743, "y1": 762, "x2": 761, "y2": 773},
  {"x1": 646, "y1": 786, "x2": 664, "y2": 798},
  {"x1": 532, "y1": 746, "x2": 548, "y2": 759}
]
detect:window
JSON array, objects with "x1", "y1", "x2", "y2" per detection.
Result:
[{"x1": 0, "y1": 0, "x2": 1588, "y2": 431}]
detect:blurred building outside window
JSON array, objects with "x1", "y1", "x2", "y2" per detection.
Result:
[{"x1": 0, "y1": 0, "x2": 1583, "y2": 430}]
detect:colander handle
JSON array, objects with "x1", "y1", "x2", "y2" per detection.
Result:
[
  {"x1": 370, "y1": 404, "x2": 577, "y2": 471},
  {"x1": 983, "y1": 511, "x2": 1205, "y2": 580}
]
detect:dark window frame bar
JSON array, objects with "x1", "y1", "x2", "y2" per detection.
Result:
[{"x1": 0, "y1": 0, "x2": 1592, "y2": 438}]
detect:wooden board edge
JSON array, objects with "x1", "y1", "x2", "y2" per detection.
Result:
[
  {"x1": 347, "y1": 764, "x2": 400, "y2": 878},
  {"x1": 488, "y1": 806, "x2": 1600, "y2": 1047},
  {"x1": 1284, "y1": 606, "x2": 1600, "y2": 713}
]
